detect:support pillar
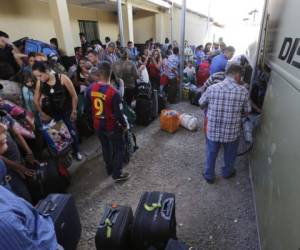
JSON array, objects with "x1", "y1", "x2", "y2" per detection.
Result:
[
  {"x1": 48, "y1": 0, "x2": 74, "y2": 56},
  {"x1": 155, "y1": 13, "x2": 164, "y2": 44},
  {"x1": 123, "y1": 0, "x2": 134, "y2": 43}
]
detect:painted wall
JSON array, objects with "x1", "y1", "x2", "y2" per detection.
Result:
[
  {"x1": 0, "y1": 0, "x2": 56, "y2": 42},
  {"x1": 133, "y1": 10, "x2": 155, "y2": 44},
  {"x1": 0, "y1": 0, "x2": 119, "y2": 48}
]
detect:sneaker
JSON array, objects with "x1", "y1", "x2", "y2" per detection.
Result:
[
  {"x1": 75, "y1": 152, "x2": 83, "y2": 161},
  {"x1": 202, "y1": 173, "x2": 215, "y2": 184},
  {"x1": 223, "y1": 169, "x2": 236, "y2": 179},
  {"x1": 114, "y1": 172, "x2": 130, "y2": 182}
]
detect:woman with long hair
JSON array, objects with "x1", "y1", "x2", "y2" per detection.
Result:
[
  {"x1": 32, "y1": 61, "x2": 82, "y2": 161},
  {"x1": 147, "y1": 49, "x2": 162, "y2": 90}
]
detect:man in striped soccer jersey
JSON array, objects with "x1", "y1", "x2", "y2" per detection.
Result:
[{"x1": 85, "y1": 61, "x2": 130, "y2": 182}]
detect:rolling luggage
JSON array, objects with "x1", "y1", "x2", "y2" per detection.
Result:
[
  {"x1": 95, "y1": 205, "x2": 133, "y2": 250},
  {"x1": 25, "y1": 39, "x2": 58, "y2": 57},
  {"x1": 165, "y1": 239, "x2": 191, "y2": 250},
  {"x1": 136, "y1": 98, "x2": 153, "y2": 126},
  {"x1": 132, "y1": 191, "x2": 177, "y2": 250},
  {"x1": 36, "y1": 194, "x2": 82, "y2": 250},
  {"x1": 160, "y1": 110, "x2": 180, "y2": 134},
  {"x1": 136, "y1": 82, "x2": 154, "y2": 126},
  {"x1": 26, "y1": 159, "x2": 68, "y2": 204}
]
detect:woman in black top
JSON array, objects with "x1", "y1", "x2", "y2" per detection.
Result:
[{"x1": 32, "y1": 61, "x2": 82, "y2": 160}]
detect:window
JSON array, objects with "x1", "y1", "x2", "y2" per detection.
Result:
[{"x1": 78, "y1": 20, "x2": 99, "y2": 42}]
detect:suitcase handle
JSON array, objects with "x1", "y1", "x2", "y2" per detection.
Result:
[
  {"x1": 99, "y1": 208, "x2": 120, "y2": 227},
  {"x1": 144, "y1": 203, "x2": 162, "y2": 212},
  {"x1": 160, "y1": 197, "x2": 174, "y2": 220},
  {"x1": 41, "y1": 200, "x2": 57, "y2": 214}
]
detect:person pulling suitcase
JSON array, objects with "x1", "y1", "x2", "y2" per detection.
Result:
[{"x1": 85, "y1": 61, "x2": 130, "y2": 182}]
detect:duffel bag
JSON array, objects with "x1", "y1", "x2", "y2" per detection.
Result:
[
  {"x1": 36, "y1": 194, "x2": 82, "y2": 250},
  {"x1": 95, "y1": 204, "x2": 133, "y2": 250},
  {"x1": 179, "y1": 113, "x2": 199, "y2": 131},
  {"x1": 132, "y1": 191, "x2": 177, "y2": 250},
  {"x1": 160, "y1": 109, "x2": 180, "y2": 133}
]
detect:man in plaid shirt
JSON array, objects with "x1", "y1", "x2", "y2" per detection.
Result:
[{"x1": 199, "y1": 63, "x2": 251, "y2": 183}]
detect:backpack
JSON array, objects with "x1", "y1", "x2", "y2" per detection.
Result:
[{"x1": 197, "y1": 61, "x2": 210, "y2": 86}]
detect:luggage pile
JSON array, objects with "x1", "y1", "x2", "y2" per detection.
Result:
[
  {"x1": 160, "y1": 109, "x2": 199, "y2": 133},
  {"x1": 135, "y1": 81, "x2": 167, "y2": 126},
  {"x1": 95, "y1": 191, "x2": 194, "y2": 250}
]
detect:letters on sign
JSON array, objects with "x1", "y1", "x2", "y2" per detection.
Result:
[{"x1": 278, "y1": 37, "x2": 300, "y2": 69}]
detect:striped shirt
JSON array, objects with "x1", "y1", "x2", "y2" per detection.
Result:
[
  {"x1": 0, "y1": 186, "x2": 58, "y2": 250},
  {"x1": 166, "y1": 54, "x2": 179, "y2": 79},
  {"x1": 203, "y1": 71, "x2": 226, "y2": 92},
  {"x1": 199, "y1": 77, "x2": 251, "y2": 142}
]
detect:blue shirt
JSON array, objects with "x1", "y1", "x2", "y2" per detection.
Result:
[
  {"x1": 0, "y1": 186, "x2": 58, "y2": 250},
  {"x1": 195, "y1": 50, "x2": 205, "y2": 66},
  {"x1": 210, "y1": 53, "x2": 228, "y2": 75},
  {"x1": 128, "y1": 47, "x2": 138, "y2": 61}
]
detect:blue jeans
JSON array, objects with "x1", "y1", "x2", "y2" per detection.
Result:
[
  {"x1": 98, "y1": 131, "x2": 125, "y2": 179},
  {"x1": 204, "y1": 138, "x2": 239, "y2": 181}
]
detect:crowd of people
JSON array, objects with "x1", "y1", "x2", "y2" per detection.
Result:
[{"x1": 0, "y1": 27, "x2": 266, "y2": 248}]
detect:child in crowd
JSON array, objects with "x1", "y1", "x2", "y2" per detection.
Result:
[
  {"x1": 21, "y1": 72, "x2": 36, "y2": 114},
  {"x1": 183, "y1": 61, "x2": 196, "y2": 83}
]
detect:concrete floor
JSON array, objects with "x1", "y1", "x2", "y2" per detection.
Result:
[{"x1": 68, "y1": 102, "x2": 259, "y2": 250}]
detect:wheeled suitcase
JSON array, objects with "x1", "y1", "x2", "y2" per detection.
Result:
[
  {"x1": 36, "y1": 194, "x2": 82, "y2": 250},
  {"x1": 132, "y1": 191, "x2": 177, "y2": 250},
  {"x1": 95, "y1": 205, "x2": 133, "y2": 250},
  {"x1": 136, "y1": 98, "x2": 154, "y2": 126},
  {"x1": 27, "y1": 159, "x2": 68, "y2": 204},
  {"x1": 165, "y1": 239, "x2": 192, "y2": 250}
]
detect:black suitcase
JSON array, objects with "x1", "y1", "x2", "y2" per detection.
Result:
[
  {"x1": 165, "y1": 239, "x2": 192, "y2": 250},
  {"x1": 27, "y1": 159, "x2": 68, "y2": 204},
  {"x1": 132, "y1": 191, "x2": 177, "y2": 250},
  {"x1": 36, "y1": 194, "x2": 82, "y2": 250},
  {"x1": 136, "y1": 98, "x2": 154, "y2": 126},
  {"x1": 95, "y1": 205, "x2": 133, "y2": 250}
]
